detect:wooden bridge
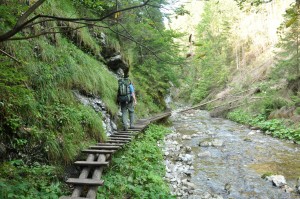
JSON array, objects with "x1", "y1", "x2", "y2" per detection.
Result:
[{"x1": 60, "y1": 111, "x2": 171, "y2": 199}]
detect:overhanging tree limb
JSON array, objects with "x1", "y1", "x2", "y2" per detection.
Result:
[
  {"x1": 15, "y1": 0, "x2": 46, "y2": 27},
  {"x1": 0, "y1": 48, "x2": 22, "y2": 64},
  {"x1": 8, "y1": 25, "x2": 88, "y2": 41},
  {"x1": 0, "y1": 0, "x2": 151, "y2": 42}
]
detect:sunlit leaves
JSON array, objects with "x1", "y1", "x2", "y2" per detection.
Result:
[
  {"x1": 72, "y1": 0, "x2": 115, "y2": 12},
  {"x1": 174, "y1": 5, "x2": 190, "y2": 16}
]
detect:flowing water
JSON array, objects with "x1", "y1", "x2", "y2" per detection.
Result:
[{"x1": 170, "y1": 109, "x2": 300, "y2": 199}]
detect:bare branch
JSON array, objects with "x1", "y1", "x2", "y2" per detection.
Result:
[
  {"x1": 16, "y1": 0, "x2": 46, "y2": 27},
  {"x1": 0, "y1": 48, "x2": 22, "y2": 64},
  {"x1": 24, "y1": 19, "x2": 57, "y2": 29},
  {"x1": 8, "y1": 25, "x2": 87, "y2": 41},
  {"x1": 0, "y1": 0, "x2": 151, "y2": 42},
  {"x1": 37, "y1": 0, "x2": 151, "y2": 23}
]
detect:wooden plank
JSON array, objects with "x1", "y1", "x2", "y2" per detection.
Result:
[
  {"x1": 118, "y1": 130, "x2": 139, "y2": 133},
  {"x1": 129, "y1": 126, "x2": 145, "y2": 129},
  {"x1": 109, "y1": 137, "x2": 131, "y2": 140},
  {"x1": 86, "y1": 154, "x2": 106, "y2": 198},
  {"x1": 68, "y1": 154, "x2": 95, "y2": 197},
  {"x1": 89, "y1": 145, "x2": 120, "y2": 149},
  {"x1": 114, "y1": 132, "x2": 137, "y2": 135},
  {"x1": 82, "y1": 149, "x2": 115, "y2": 154},
  {"x1": 66, "y1": 178, "x2": 103, "y2": 186},
  {"x1": 113, "y1": 134, "x2": 135, "y2": 137},
  {"x1": 110, "y1": 134, "x2": 133, "y2": 138},
  {"x1": 107, "y1": 140, "x2": 129, "y2": 143},
  {"x1": 96, "y1": 143, "x2": 124, "y2": 146},
  {"x1": 74, "y1": 161, "x2": 109, "y2": 166},
  {"x1": 60, "y1": 197, "x2": 90, "y2": 199},
  {"x1": 127, "y1": 129, "x2": 141, "y2": 131}
]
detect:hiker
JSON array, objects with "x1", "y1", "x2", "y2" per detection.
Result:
[{"x1": 117, "y1": 77, "x2": 137, "y2": 131}]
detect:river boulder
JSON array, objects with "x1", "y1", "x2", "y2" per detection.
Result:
[{"x1": 266, "y1": 175, "x2": 287, "y2": 187}]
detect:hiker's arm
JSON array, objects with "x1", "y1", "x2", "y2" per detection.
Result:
[{"x1": 132, "y1": 92, "x2": 137, "y2": 104}]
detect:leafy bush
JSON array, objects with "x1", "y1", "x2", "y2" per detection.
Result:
[
  {"x1": 97, "y1": 125, "x2": 175, "y2": 198},
  {"x1": 227, "y1": 109, "x2": 300, "y2": 143},
  {"x1": 261, "y1": 97, "x2": 288, "y2": 117},
  {"x1": 0, "y1": 160, "x2": 67, "y2": 199}
]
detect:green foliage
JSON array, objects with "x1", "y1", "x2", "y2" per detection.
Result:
[
  {"x1": 0, "y1": 160, "x2": 67, "y2": 199},
  {"x1": 272, "y1": 3, "x2": 300, "y2": 86},
  {"x1": 234, "y1": 0, "x2": 274, "y2": 10},
  {"x1": 261, "y1": 172, "x2": 274, "y2": 179},
  {"x1": 174, "y1": 5, "x2": 190, "y2": 16},
  {"x1": 72, "y1": 0, "x2": 115, "y2": 13},
  {"x1": 186, "y1": 0, "x2": 231, "y2": 103},
  {"x1": 260, "y1": 97, "x2": 288, "y2": 116},
  {"x1": 227, "y1": 109, "x2": 300, "y2": 143},
  {"x1": 1, "y1": 33, "x2": 116, "y2": 163},
  {"x1": 97, "y1": 125, "x2": 174, "y2": 198},
  {"x1": 108, "y1": 0, "x2": 184, "y2": 115},
  {"x1": 0, "y1": 2, "x2": 28, "y2": 30}
]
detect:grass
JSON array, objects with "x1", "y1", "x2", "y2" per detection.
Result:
[{"x1": 97, "y1": 125, "x2": 175, "y2": 199}]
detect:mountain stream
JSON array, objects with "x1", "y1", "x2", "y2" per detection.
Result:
[{"x1": 163, "y1": 109, "x2": 300, "y2": 199}]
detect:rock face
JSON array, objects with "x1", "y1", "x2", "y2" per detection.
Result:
[
  {"x1": 73, "y1": 90, "x2": 117, "y2": 136},
  {"x1": 106, "y1": 53, "x2": 129, "y2": 75},
  {"x1": 98, "y1": 32, "x2": 129, "y2": 76}
]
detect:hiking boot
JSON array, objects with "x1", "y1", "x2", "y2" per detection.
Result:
[
  {"x1": 123, "y1": 126, "x2": 128, "y2": 131},
  {"x1": 129, "y1": 125, "x2": 135, "y2": 129}
]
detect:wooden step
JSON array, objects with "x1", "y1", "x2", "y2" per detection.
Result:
[
  {"x1": 107, "y1": 140, "x2": 129, "y2": 143},
  {"x1": 114, "y1": 132, "x2": 137, "y2": 135},
  {"x1": 90, "y1": 145, "x2": 120, "y2": 150},
  {"x1": 74, "y1": 161, "x2": 109, "y2": 167},
  {"x1": 60, "y1": 197, "x2": 90, "y2": 199},
  {"x1": 127, "y1": 129, "x2": 141, "y2": 131},
  {"x1": 96, "y1": 143, "x2": 124, "y2": 146},
  {"x1": 82, "y1": 149, "x2": 115, "y2": 154},
  {"x1": 118, "y1": 130, "x2": 139, "y2": 133},
  {"x1": 130, "y1": 127, "x2": 145, "y2": 130},
  {"x1": 110, "y1": 134, "x2": 133, "y2": 138},
  {"x1": 109, "y1": 137, "x2": 131, "y2": 140},
  {"x1": 66, "y1": 178, "x2": 103, "y2": 186}
]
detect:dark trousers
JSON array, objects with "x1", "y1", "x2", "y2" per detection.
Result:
[{"x1": 120, "y1": 101, "x2": 134, "y2": 129}]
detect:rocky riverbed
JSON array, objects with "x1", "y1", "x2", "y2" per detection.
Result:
[{"x1": 163, "y1": 109, "x2": 300, "y2": 199}]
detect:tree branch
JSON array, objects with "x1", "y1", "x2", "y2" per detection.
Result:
[
  {"x1": 15, "y1": 0, "x2": 46, "y2": 27},
  {"x1": 0, "y1": 0, "x2": 151, "y2": 42},
  {"x1": 0, "y1": 48, "x2": 22, "y2": 64},
  {"x1": 8, "y1": 25, "x2": 87, "y2": 41}
]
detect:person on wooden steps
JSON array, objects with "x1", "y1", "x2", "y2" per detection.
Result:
[{"x1": 117, "y1": 76, "x2": 137, "y2": 131}]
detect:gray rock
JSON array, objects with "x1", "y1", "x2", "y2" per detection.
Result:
[
  {"x1": 188, "y1": 195, "x2": 203, "y2": 199},
  {"x1": 282, "y1": 185, "x2": 293, "y2": 193},
  {"x1": 296, "y1": 177, "x2": 300, "y2": 193},
  {"x1": 191, "y1": 133, "x2": 200, "y2": 137},
  {"x1": 198, "y1": 151, "x2": 212, "y2": 157},
  {"x1": 184, "y1": 146, "x2": 192, "y2": 153},
  {"x1": 179, "y1": 154, "x2": 194, "y2": 163},
  {"x1": 211, "y1": 139, "x2": 224, "y2": 147},
  {"x1": 111, "y1": 121, "x2": 118, "y2": 130},
  {"x1": 243, "y1": 137, "x2": 252, "y2": 142},
  {"x1": 266, "y1": 175, "x2": 287, "y2": 187},
  {"x1": 199, "y1": 141, "x2": 211, "y2": 147},
  {"x1": 182, "y1": 135, "x2": 192, "y2": 140}
]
